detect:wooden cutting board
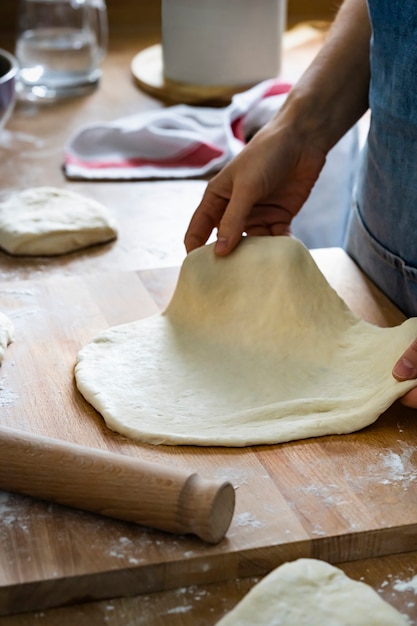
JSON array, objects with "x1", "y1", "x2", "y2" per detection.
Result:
[{"x1": 1, "y1": 249, "x2": 417, "y2": 616}]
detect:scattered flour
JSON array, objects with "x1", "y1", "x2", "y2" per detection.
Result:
[
  {"x1": 236, "y1": 512, "x2": 264, "y2": 528},
  {"x1": 379, "y1": 447, "x2": 417, "y2": 487},
  {"x1": 166, "y1": 605, "x2": 193, "y2": 614},
  {"x1": 214, "y1": 467, "x2": 249, "y2": 488},
  {"x1": 393, "y1": 576, "x2": 417, "y2": 593}
]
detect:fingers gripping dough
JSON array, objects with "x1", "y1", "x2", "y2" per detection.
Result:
[
  {"x1": 215, "y1": 559, "x2": 408, "y2": 625},
  {"x1": 75, "y1": 237, "x2": 417, "y2": 446}
]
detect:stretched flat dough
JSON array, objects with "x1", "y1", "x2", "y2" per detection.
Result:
[
  {"x1": 75, "y1": 237, "x2": 417, "y2": 446},
  {"x1": 0, "y1": 312, "x2": 14, "y2": 365},
  {"x1": 215, "y1": 558, "x2": 408, "y2": 625},
  {"x1": 0, "y1": 187, "x2": 118, "y2": 256}
]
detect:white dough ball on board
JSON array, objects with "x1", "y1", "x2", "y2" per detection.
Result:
[
  {"x1": 0, "y1": 187, "x2": 118, "y2": 256},
  {"x1": 215, "y1": 558, "x2": 409, "y2": 626}
]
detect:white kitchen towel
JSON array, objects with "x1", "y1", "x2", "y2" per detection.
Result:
[{"x1": 64, "y1": 80, "x2": 292, "y2": 180}]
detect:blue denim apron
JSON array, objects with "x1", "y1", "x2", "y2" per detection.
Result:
[{"x1": 344, "y1": 1, "x2": 417, "y2": 316}]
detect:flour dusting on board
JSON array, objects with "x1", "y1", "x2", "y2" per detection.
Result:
[
  {"x1": 379, "y1": 446, "x2": 417, "y2": 487},
  {"x1": 165, "y1": 605, "x2": 193, "y2": 614},
  {"x1": 107, "y1": 536, "x2": 145, "y2": 565},
  {"x1": 343, "y1": 443, "x2": 417, "y2": 490},
  {"x1": 104, "y1": 532, "x2": 185, "y2": 564},
  {"x1": 0, "y1": 492, "x2": 19, "y2": 526},
  {"x1": 393, "y1": 575, "x2": 417, "y2": 594},
  {"x1": 0, "y1": 381, "x2": 18, "y2": 408},
  {"x1": 302, "y1": 483, "x2": 349, "y2": 507},
  {"x1": 236, "y1": 512, "x2": 264, "y2": 528},
  {"x1": 214, "y1": 466, "x2": 249, "y2": 488}
]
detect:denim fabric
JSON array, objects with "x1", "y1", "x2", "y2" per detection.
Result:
[
  {"x1": 345, "y1": 1, "x2": 417, "y2": 316},
  {"x1": 345, "y1": 193, "x2": 417, "y2": 317},
  {"x1": 368, "y1": 1, "x2": 417, "y2": 125}
]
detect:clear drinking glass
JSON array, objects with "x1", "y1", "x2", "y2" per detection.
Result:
[
  {"x1": 15, "y1": 0, "x2": 108, "y2": 101},
  {"x1": 0, "y1": 50, "x2": 19, "y2": 132}
]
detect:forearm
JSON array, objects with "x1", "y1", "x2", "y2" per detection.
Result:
[
  {"x1": 276, "y1": 0, "x2": 371, "y2": 152},
  {"x1": 184, "y1": 0, "x2": 372, "y2": 254}
]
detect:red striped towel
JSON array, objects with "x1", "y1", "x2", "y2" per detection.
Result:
[{"x1": 64, "y1": 80, "x2": 291, "y2": 180}]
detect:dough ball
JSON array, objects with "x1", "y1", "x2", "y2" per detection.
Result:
[
  {"x1": 0, "y1": 187, "x2": 118, "y2": 256},
  {"x1": 75, "y1": 237, "x2": 417, "y2": 447},
  {"x1": 215, "y1": 558, "x2": 408, "y2": 625},
  {"x1": 0, "y1": 312, "x2": 14, "y2": 364}
]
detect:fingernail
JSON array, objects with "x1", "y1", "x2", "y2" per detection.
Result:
[
  {"x1": 393, "y1": 357, "x2": 417, "y2": 380},
  {"x1": 214, "y1": 236, "x2": 228, "y2": 254}
]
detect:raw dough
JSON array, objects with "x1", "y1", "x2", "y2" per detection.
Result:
[
  {"x1": 0, "y1": 312, "x2": 14, "y2": 364},
  {"x1": 75, "y1": 236, "x2": 417, "y2": 446},
  {"x1": 0, "y1": 187, "x2": 118, "y2": 256},
  {"x1": 215, "y1": 558, "x2": 408, "y2": 625}
]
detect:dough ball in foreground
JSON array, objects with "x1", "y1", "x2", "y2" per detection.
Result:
[
  {"x1": 75, "y1": 236, "x2": 417, "y2": 447},
  {"x1": 0, "y1": 312, "x2": 14, "y2": 365},
  {"x1": 0, "y1": 187, "x2": 118, "y2": 256},
  {"x1": 215, "y1": 558, "x2": 408, "y2": 625}
]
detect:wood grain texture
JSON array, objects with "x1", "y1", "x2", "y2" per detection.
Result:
[
  {"x1": 2, "y1": 552, "x2": 417, "y2": 626},
  {"x1": 1, "y1": 251, "x2": 417, "y2": 616}
]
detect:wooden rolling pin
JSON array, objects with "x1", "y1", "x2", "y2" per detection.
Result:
[{"x1": 0, "y1": 425, "x2": 235, "y2": 544}]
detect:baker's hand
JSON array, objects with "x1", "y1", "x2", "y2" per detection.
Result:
[
  {"x1": 184, "y1": 118, "x2": 326, "y2": 256},
  {"x1": 393, "y1": 339, "x2": 417, "y2": 408}
]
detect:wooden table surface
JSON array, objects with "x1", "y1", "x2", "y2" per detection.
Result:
[{"x1": 1, "y1": 27, "x2": 417, "y2": 626}]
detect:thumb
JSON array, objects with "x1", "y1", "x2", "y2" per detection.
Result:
[{"x1": 392, "y1": 338, "x2": 417, "y2": 381}]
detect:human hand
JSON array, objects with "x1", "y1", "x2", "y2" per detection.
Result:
[
  {"x1": 392, "y1": 339, "x2": 417, "y2": 408},
  {"x1": 184, "y1": 117, "x2": 327, "y2": 256}
]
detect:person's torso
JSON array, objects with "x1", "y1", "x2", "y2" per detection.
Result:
[{"x1": 358, "y1": 1, "x2": 417, "y2": 265}]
